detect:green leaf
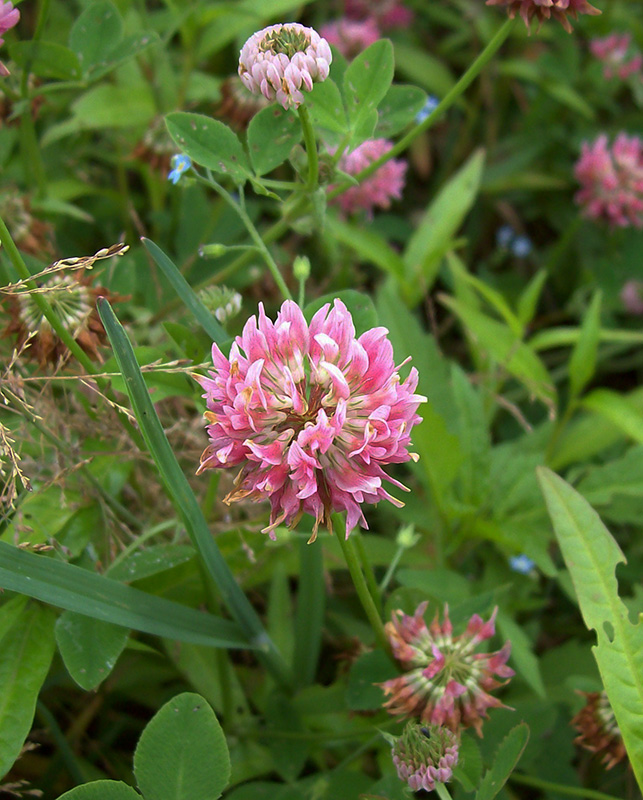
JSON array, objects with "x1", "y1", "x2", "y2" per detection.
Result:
[
  {"x1": 0, "y1": 541, "x2": 249, "y2": 649},
  {"x1": 402, "y1": 150, "x2": 485, "y2": 304},
  {"x1": 475, "y1": 723, "x2": 529, "y2": 800},
  {"x1": 247, "y1": 106, "x2": 302, "y2": 175},
  {"x1": 581, "y1": 389, "x2": 643, "y2": 444},
  {"x1": 141, "y1": 238, "x2": 227, "y2": 344},
  {"x1": 537, "y1": 468, "x2": 643, "y2": 791},
  {"x1": 165, "y1": 112, "x2": 251, "y2": 183},
  {"x1": 304, "y1": 290, "x2": 377, "y2": 336},
  {"x1": 306, "y1": 79, "x2": 347, "y2": 139},
  {"x1": 134, "y1": 692, "x2": 230, "y2": 800},
  {"x1": 57, "y1": 781, "x2": 141, "y2": 800},
  {"x1": 8, "y1": 42, "x2": 82, "y2": 80},
  {"x1": 568, "y1": 291, "x2": 602, "y2": 401},
  {"x1": 324, "y1": 216, "x2": 405, "y2": 281},
  {"x1": 293, "y1": 540, "x2": 324, "y2": 688},
  {"x1": 69, "y1": 0, "x2": 122, "y2": 74},
  {"x1": 346, "y1": 650, "x2": 397, "y2": 711},
  {"x1": 576, "y1": 446, "x2": 643, "y2": 506},
  {"x1": 343, "y1": 40, "x2": 394, "y2": 145},
  {"x1": 265, "y1": 690, "x2": 308, "y2": 781},
  {"x1": 496, "y1": 612, "x2": 546, "y2": 698},
  {"x1": 453, "y1": 734, "x2": 483, "y2": 792},
  {"x1": 87, "y1": 32, "x2": 159, "y2": 81},
  {"x1": 441, "y1": 294, "x2": 556, "y2": 413},
  {"x1": 516, "y1": 270, "x2": 547, "y2": 328},
  {"x1": 375, "y1": 84, "x2": 427, "y2": 138},
  {"x1": 0, "y1": 602, "x2": 56, "y2": 779},
  {"x1": 107, "y1": 544, "x2": 196, "y2": 583},
  {"x1": 393, "y1": 41, "x2": 456, "y2": 97},
  {"x1": 55, "y1": 611, "x2": 129, "y2": 691}
]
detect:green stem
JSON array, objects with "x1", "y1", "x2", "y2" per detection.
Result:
[
  {"x1": 435, "y1": 782, "x2": 454, "y2": 800},
  {"x1": 334, "y1": 523, "x2": 391, "y2": 655},
  {"x1": 353, "y1": 531, "x2": 382, "y2": 612},
  {"x1": 37, "y1": 701, "x2": 88, "y2": 785},
  {"x1": 327, "y1": 17, "x2": 517, "y2": 200},
  {"x1": 204, "y1": 176, "x2": 294, "y2": 302},
  {"x1": 298, "y1": 105, "x2": 319, "y2": 191},
  {"x1": 510, "y1": 772, "x2": 625, "y2": 800}
]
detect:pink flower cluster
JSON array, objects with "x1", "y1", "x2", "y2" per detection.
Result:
[
  {"x1": 485, "y1": 0, "x2": 601, "y2": 33},
  {"x1": 197, "y1": 300, "x2": 425, "y2": 540},
  {"x1": 0, "y1": 1, "x2": 19, "y2": 77},
  {"x1": 319, "y1": 18, "x2": 380, "y2": 59},
  {"x1": 574, "y1": 133, "x2": 643, "y2": 228},
  {"x1": 238, "y1": 23, "x2": 332, "y2": 111},
  {"x1": 332, "y1": 139, "x2": 407, "y2": 217},
  {"x1": 344, "y1": 0, "x2": 413, "y2": 30},
  {"x1": 590, "y1": 34, "x2": 642, "y2": 81},
  {"x1": 621, "y1": 281, "x2": 643, "y2": 315},
  {"x1": 380, "y1": 603, "x2": 514, "y2": 735}
]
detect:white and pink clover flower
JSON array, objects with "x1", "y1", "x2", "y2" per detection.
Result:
[
  {"x1": 590, "y1": 34, "x2": 642, "y2": 81},
  {"x1": 332, "y1": 139, "x2": 407, "y2": 217},
  {"x1": 197, "y1": 299, "x2": 425, "y2": 541},
  {"x1": 574, "y1": 133, "x2": 643, "y2": 228},
  {"x1": 238, "y1": 23, "x2": 332, "y2": 111}
]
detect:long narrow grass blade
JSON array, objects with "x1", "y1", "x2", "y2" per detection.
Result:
[
  {"x1": 98, "y1": 299, "x2": 293, "y2": 688},
  {"x1": 141, "y1": 238, "x2": 228, "y2": 344},
  {"x1": 293, "y1": 538, "x2": 324, "y2": 687},
  {"x1": 0, "y1": 542, "x2": 249, "y2": 649}
]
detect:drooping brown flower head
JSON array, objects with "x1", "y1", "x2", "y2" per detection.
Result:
[
  {"x1": 572, "y1": 691, "x2": 627, "y2": 770},
  {"x1": 486, "y1": 0, "x2": 601, "y2": 33},
  {"x1": 217, "y1": 76, "x2": 269, "y2": 131},
  {"x1": 379, "y1": 603, "x2": 514, "y2": 736}
]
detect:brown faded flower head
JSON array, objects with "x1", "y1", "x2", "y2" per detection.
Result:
[
  {"x1": 572, "y1": 691, "x2": 627, "y2": 770},
  {"x1": 486, "y1": 0, "x2": 601, "y2": 33}
]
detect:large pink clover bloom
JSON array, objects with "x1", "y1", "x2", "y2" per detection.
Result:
[
  {"x1": 574, "y1": 133, "x2": 643, "y2": 228},
  {"x1": 238, "y1": 23, "x2": 331, "y2": 111},
  {"x1": 198, "y1": 300, "x2": 425, "y2": 540}
]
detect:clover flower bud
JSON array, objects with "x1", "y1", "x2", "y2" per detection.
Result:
[
  {"x1": 390, "y1": 721, "x2": 459, "y2": 793},
  {"x1": 197, "y1": 286, "x2": 243, "y2": 324},
  {"x1": 380, "y1": 603, "x2": 514, "y2": 735},
  {"x1": 238, "y1": 23, "x2": 332, "y2": 111}
]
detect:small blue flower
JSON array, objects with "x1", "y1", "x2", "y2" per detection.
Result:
[
  {"x1": 496, "y1": 224, "x2": 515, "y2": 249},
  {"x1": 167, "y1": 154, "x2": 192, "y2": 184},
  {"x1": 416, "y1": 95, "x2": 440, "y2": 124},
  {"x1": 511, "y1": 235, "x2": 533, "y2": 258},
  {"x1": 509, "y1": 554, "x2": 535, "y2": 574}
]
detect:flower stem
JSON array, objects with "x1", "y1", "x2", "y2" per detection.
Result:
[
  {"x1": 435, "y1": 783, "x2": 454, "y2": 800},
  {"x1": 327, "y1": 17, "x2": 517, "y2": 200},
  {"x1": 203, "y1": 175, "x2": 294, "y2": 302},
  {"x1": 353, "y1": 531, "x2": 382, "y2": 612},
  {"x1": 298, "y1": 105, "x2": 319, "y2": 191},
  {"x1": 334, "y1": 523, "x2": 391, "y2": 655},
  {"x1": 510, "y1": 772, "x2": 625, "y2": 800}
]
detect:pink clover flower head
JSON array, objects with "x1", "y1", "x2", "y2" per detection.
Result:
[
  {"x1": 319, "y1": 18, "x2": 381, "y2": 60},
  {"x1": 590, "y1": 34, "x2": 642, "y2": 80},
  {"x1": 574, "y1": 133, "x2": 643, "y2": 228},
  {"x1": 238, "y1": 23, "x2": 332, "y2": 111},
  {"x1": 332, "y1": 139, "x2": 407, "y2": 217},
  {"x1": 620, "y1": 281, "x2": 643, "y2": 315},
  {"x1": 197, "y1": 299, "x2": 426, "y2": 541},
  {"x1": 485, "y1": 0, "x2": 601, "y2": 33},
  {"x1": 0, "y1": 1, "x2": 19, "y2": 77},
  {"x1": 391, "y1": 721, "x2": 459, "y2": 793},
  {"x1": 379, "y1": 603, "x2": 515, "y2": 735},
  {"x1": 344, "y1": 0, "x2": 413, "y2": 30}
]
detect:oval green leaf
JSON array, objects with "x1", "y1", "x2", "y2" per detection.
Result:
[{"x1": 57, "y1": 780, "x2": 141, "y2": 800}]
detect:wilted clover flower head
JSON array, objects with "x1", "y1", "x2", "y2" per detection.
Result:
[
  {"x1": 0, "y1": 1, "x2": 19, "y2": 76},
  {"x1": 590, "y1": 34, "x2": 643, "y2": 81},
  {"x1": 390, "y1": 721, "x2": 459, "y2": 793},
  {"x1": 332, "y1": 139, "x2": 407, "y2": 217},
  {"x1": 485, "y1": 0, "x2": 600, "y2": 33},
  {"x1": 238, "y1": 23, "x2": 332, "y2": 110},
  {"x1": 574, "y1": 133, "x2": 643, "y2": 228},
  {"x1": 197, "y1": 299, "x2": 425, "y2": 541},
  {"x1": 380, "y1": 603, "x2": 514, "y2": 735},
  {"x1": 572, "y1": 691, "x2": 626, "y2": 770}
]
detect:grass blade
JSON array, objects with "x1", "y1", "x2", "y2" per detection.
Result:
[
  {"x1": 142, "y1": 237, "x2": 228, "y2": 344},
  {"x1": 98, "y1": 298, "x2": 293, "y2": 688},
  {"x1": 0, "y1": 541, "x2": 248, "y2": 649}
]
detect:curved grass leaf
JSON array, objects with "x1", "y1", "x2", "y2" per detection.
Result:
[
  {"x1": 98, "y1": 300, "x2": 292, "y2": 688},
  {"x1": 537, "y1": 467, "x2": 643, "y2": 791},
  {"x1": 0, "y1": 541, "x2": 248, "y2": 649},
  {"x1": 134, "y1": 693, "x2": 230, "y2": 800},
  {"x1": 141, "y1": 238, "x2": 227, "y2": 344}
]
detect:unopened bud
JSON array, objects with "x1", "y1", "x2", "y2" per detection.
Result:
[{"x1": 293, "y1": 255, "x2": 311, "y2": 282}]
